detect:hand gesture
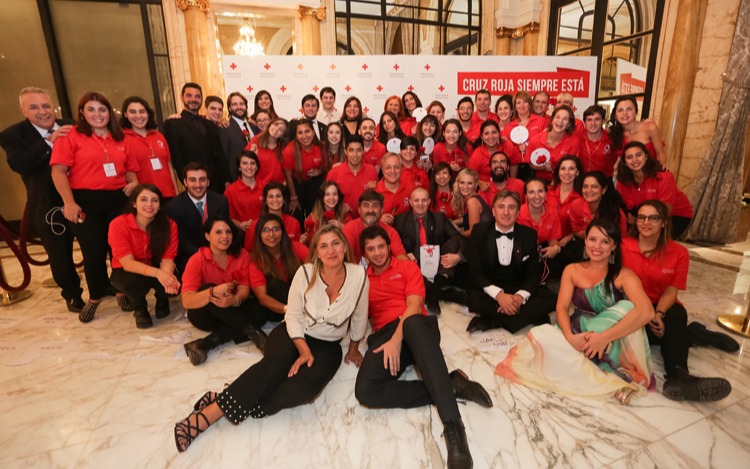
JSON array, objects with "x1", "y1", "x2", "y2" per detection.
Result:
[
  {"x1": 288, "y1": 349, "x2": 314, "y2": 377},
  {"x1": 373, "y1": 337, "x2": 402, "y2": 376}
]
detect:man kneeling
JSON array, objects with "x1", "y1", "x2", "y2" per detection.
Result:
[{"x1": 355, "y1": 225, "x2": 492, "y2": 469}]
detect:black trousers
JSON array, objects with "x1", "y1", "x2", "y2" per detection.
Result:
[
  {"x1": 355, "y1": 315, "x2": 460, "y2": 424},
  {"x1": 246, "y1": 277, "x2": 290, "y2": 327},
  {"x1": 217, "y1": 324, "x2": 342, "y2": 424},
  {"x1": 646, "y1": 302, "x2": 690, "y2": 376},
  {"x1": 110, "y1": 268, "x2": 169, "y2": 312},
  {"x1": 33, "y1": 208, "x2": 82, "y2": 301},
  {"x1": 70, "y1": 190, "x2": 126, "y2": 299},
  {"x1": 467, "y1": 286, "x2": 557, "y2": 333},
  {"x1": 295, "y1": 175, "x2": 324, "y2": 217}
]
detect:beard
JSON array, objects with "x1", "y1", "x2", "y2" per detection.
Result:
[{"x1": 491, "y1": 171, "x2": 508, "y2": 183}]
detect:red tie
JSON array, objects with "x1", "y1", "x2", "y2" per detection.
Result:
[{"x1": 418, "y1": 218, "x2": 427, "y2": 246}]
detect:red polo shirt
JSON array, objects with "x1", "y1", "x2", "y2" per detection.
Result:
[
  {"x1": 431, "y1": 190, "x2": 455, "y2": 219},
  {"x1": 326, "y1": 162, "x2": 378, "y2": 211},
  {"x1": 225, "y1": 178, "x2": 266, "y2": 222},
  {"x1": 248, "y1": 142, "x2": 285, "y2": 184},
  {"x1": 363, "y1": 140, "x2": 387, "y2": 167},
  {"x1": 248, "y1": 241, "x2": 309, "y2": 288},
  {"x1": 108, "y1": 213, "x2": 178, "y2": 269},
  {"x1": 432, "y1": 142, "x2": 472, "y2": 170},
  {"x1": 480, "y1": 177, "x2": 526, "y2": 207},
  {"x1": 376, "y1": 179, "x2": 413, "y2": 217},
  {"x1": 526, "y1": 132, "x2": 581, "y2": 181},
  {"x1": 517, "y1": 201, "x2": 562, "y2": 244},
  {"x1": 50, "y1": 127, "x2": 139, "y2": 190},
  {"x1": 181, "y1": 247, "x2": 251, "y2": 293},
  {"x1": 282, "y1": 142, "x2": 323, "y2": 179},
  {"x1": 467, "y1": 145, "x2": 495, "y2": 183},
  {"x1": 400, "y1": 117, "x2": 416, "y2": 136},
  {"x1": 501, "y1": 115, "x2": 547, "y2": 165},
  {"x1": 367, "y1": 256, "x2": 426, "y2": 331},
  {"x1": 568, "y1": 198, "x2": 628, "y2": 237},
  {"x1": 342, "y1": 218, "x2": 407, "y2": 262},
  {"x1": 244, "y1": 214, "x2": 302, "y2": 251},
  {"x1": 124, "y1": 129, "x2": 176, "y2": 197},
  {"x1": 621, "y1": 237, "x2": 688, "y2": 305},
  {"x1": 580, "y1": 130, "x2": 616, "y2": 176},
  {"x1": 547, "y1": 185, "x2": 581, "y2": 236},
  {"x1": 617, "y1": 171, "x2": 693, "y2": 218},
  {"x1": 400, "y1": 164, "x2": 429, "y2": 188},
  {"x1": 465, "y1": 111, "x2": 500, "y2": 143}
]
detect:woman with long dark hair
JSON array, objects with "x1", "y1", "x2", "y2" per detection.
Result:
[
  {"x1": 120, "y1": 96, "x2": 178, "y2": 201},
  {"x1": 249, "y1": 90, "x2": 278, "y2": 123},
  {"x1": 432, "y1": 119, "x2": 473, "y2": 174},
  {"x1": 429, "y1": 162, "x2": 455, "y2": 218},
  {"x1": 467, "y1": 120, "x2": 501, "y2": 187},
  {"x1": 181, "y1": 217, "x2": 268, "y2": 366},
  {"x1": 497, "y1": 218, "x2": 655, "y2": 405},
  {"x1": 568, "y1": 171, "x2": 627, "y2": 239},
  {"x1": 401, "y1": 90, "x2": 423, "y2": 136},
  {"x1": 527, "y1": 105, "x2": 581, "y2": 181},
  {"x1": 323, "y1": 121, "x2": 346, "y2": 166},
  {"x1": 225, "y1": 150, "x2": 265, "y2": 233},
  {"x1": 243, "y1": 182, "x2": 304, "y2": 250},
  {"x1": 174, "y1": 224, "x2": 368, "y2": 453},
  {"x1": 50, "y1": 91, "x2": 139, "y2": 322},
  {"x1": 517, "y1": 178, "x2": 564, "y2": 280},
  {"x1": 340, "y1": 96, "x2": 363, "y2": 140},
  {"x1": 248, "y1": 117, "x2": 287, "y2": 184},
  {"x1": 622, "y1": 200, "x2": 734, "y2": 402},
  {"x1": 608, "y1": 96, "x2": 667, "y2": 166},
  {"x1": 377, "y1": 111, "x2": 405, "y2": 146},
  {"x1": 109, "y1": 184, "x2": 179, "y2": 328},
  {"x1": 282, "y1": 119, "x2": 326, "y2": 215},
  {"x1": 304, "y1": 181, "x2": 352, "y2": 242}
]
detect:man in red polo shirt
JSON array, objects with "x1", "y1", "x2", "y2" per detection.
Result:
[
  {"x1": 481, "y1": 151, "x2": 525, "y2": 206},
  {"x1": 469, "y1": 89, "x2": 499, "y2": 130},
  {"x1": 342, "y1": 189, "x2": 408, "y2": 263},
  {"x1": 359, "y1": 118, "x2": 386, "y2": 171},
  {"x1": 355, "y1": 225, "x2": 492, "y2": 469},
  {"x1": 326, "y1": 135, "x2": 377, "y2": 213},
  {"x1": 375, "y1": 153, "x2": 413, "y2": 224}
]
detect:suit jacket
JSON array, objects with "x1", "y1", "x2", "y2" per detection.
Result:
[
  {"x1": 394, "y1": 210, "x2": 461, "y2": 262},
  {"x1": 164, "y1": 110, "x2": 229, "y2": 192},
  {"x1": 465, "y1": 221, "x2": 541, "y2": 295},
  {"x1": 164, "y1": 191, "x2": 230, "y2": 271},
  {"x1": 219, "y1": 118, "x2": 248, "y2": 182},
  {"x1": 0, "y1": 118, "x2": 75, "y2": 225}
]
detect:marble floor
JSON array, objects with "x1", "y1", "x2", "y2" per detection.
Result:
[{"x1": 0, "y1": 242, "x2": 749, "y2": 469}]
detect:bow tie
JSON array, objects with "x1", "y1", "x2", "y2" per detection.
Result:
[{"x1": 495, "y1": 231, "x2": 514, "y2": 240}]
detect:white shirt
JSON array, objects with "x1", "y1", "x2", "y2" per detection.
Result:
[
  {"x1": 32, "y1": 122, "x2": 59, "y2": 148},
  {"x1": 232, "y1": 116, "x2": 253, "y2": 139},
  {"x1": 483, "y1": 225, "x2": 531, "y2": 302},
  {"x1": 317, "y1": 109, "x2": 337, "y2": 125},
  {"x1": 286, "y1": 263, "x2": 369, "y2": 342},
  {"x1": 187, "y1": 193, "x2": 207, "y2": 215}
]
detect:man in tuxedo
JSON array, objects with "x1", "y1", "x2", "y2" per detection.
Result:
[
  {"x1": 355, "y1": 225, "x2": 492, "y2": 469},
  {"x1": 164, "y1": 163, "x2": 230, "y2": 277},
  {"x1": 393, "y1": 187, "x2": 466, "y2": 313},
  {"x1": 219, "y1": 91, "x2": 255, "y2": 182},
  {"x1": 0, "y1": 87, "x2": 83, "y2": 311},
  {"x1": 164, "y1": 83, "x2": 229, "y2": 193},
  {"x1": 465, "y1": 190, "x2": 558, "y2": 333}
]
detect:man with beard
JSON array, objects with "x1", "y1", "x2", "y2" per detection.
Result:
[
  {"x1": 359, "y1": 118, "x2": 386, "y2": 172},
  {"x1": 219, "y1": 91, "x2": 255, "y2": 181},
  {"x1": 164, "y1": 83, "x2": 229, "y2": 193},
  {"x1": 325, "y1": 135, "x2": 378, "y2": 212},
  {"x1": 355, "y1": 224, "x2": 492, "y2": 469},
  {"x1": 480, "y1": 151, "x2": 525, "y2": 206},
  {"x1": 342, "y1": 190, "x2": 409, "y2": 263}
]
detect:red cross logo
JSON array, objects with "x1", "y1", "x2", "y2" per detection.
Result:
[
  {"x1": 280, "y1": 85, "x2": 287, "y2": 93},
  {"x1": 345, "y1": 85, "x2": 351, "y2": 92},
  {"x1": 230, "y1": 62, "x2": 237, "y2": 70},
  {"x1": 330, "y1": 64, "x2": 336, "y2": 70},
  {"x1": 376, "y1": 85, "x2": 383, "y2": 92},
  {"x1": 313, "y1": 85, "x2": 320, "y2": 92},
  {"x1": 393, "y1": 64, "x2": 400, "y2": 71},
  {"x1": 438, "y1": 85, "x2": 445, "y2": 92},
  {"x1": 362, "y1": 63, "x2": 368, "y2": 70},
  {"x1": 424, "y1": 64, "x2": 431, "y2": 71},
  {"x1": 407, "y1": 85, "x2": 414, "y2": 92},
  {"x1": 297, "y1": 63, "x2": 304, "y2": 70},
  {"x1": 363, "y1": 106, "x2": 369, "y2": 114},
  {"x1": 264, "y1": 63, "x2": 271, "y2": 70},
  {"x1": 246, "y1": 85, "x2": 253, "y2": 92}
]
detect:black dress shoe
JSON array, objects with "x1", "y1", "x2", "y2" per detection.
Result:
[
  {"x1": 116, "y1": 295, "x2": 134, "y2": 312},
  {"x1": 443, "y1": 418, "x2": 473, "y2": 469},
  {"x1": 155, "y1": 298, "x2": 170, "y2": 319},
  {"x1": 184, "y1": 333, "x2": 223, "y2": 366},
  {"x1": 450, "y1": 369, "x2": 493, "y2": 408},
  {"x1": 66, "y1": 297, "x2": 85, "y2": 313},
  {"x1": 466, "y1": 316, "x2": 493, "y2": 333},
  {"x1": 133, "y1": 310, "x2": 153, "y2": 329},
  {"x1": 440, "y1": 287, "x2": 468, "y2": 306},
  {"x1": 687, "y1": 322, "x2": 740, "y2": 353},
  {"x1": 663, "y1": 368, "x2": 732, "y2": 402},
  {"x1": 243, "y1": 324, "x2": 268, "y2": 354},
  {"x1": 426, "y1": 293, "x2": 442, "y2": 315}
]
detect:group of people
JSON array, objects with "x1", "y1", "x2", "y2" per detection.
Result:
[{"x1": 0, "y1": 83, "x2": 739, "y2": 469}]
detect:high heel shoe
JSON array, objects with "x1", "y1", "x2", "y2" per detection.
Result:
[
  {"x1": 174, "y1": 409, "x2": 209, "y2": 453},
  {"x1": 193, "y1": 391, "x2": 218, "y2": 411}
]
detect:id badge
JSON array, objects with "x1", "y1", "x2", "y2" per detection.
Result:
[
  {"x1": 150, "y1": 158, "x2": 163, "y2": 170},
  {"x1": 103, "y1": 162, "x2": 117, "y2": 177}
]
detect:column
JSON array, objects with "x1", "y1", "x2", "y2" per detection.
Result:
[
  {"x1": 657, "y1": 0, "x2": 709, "y2": 174},
  {"x1": 298, "y1": 6, "x2": 326, "y2": 55},
  {"x1": 175, "y1": 0, "x2": 222, "y2": 96},
  {"x1": 481, "y1": 0, "x2": 496, "y2": 55}
]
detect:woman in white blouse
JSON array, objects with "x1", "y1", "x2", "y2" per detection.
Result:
[{"x1": 174, "y1": 224, "x2": 369, "y2": 452}]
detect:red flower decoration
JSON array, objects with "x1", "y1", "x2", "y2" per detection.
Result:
[
  {"x1": 323, "y1": 210, "x2": 335, "y2": 221},
  {"x1": 548, "y1": 97, "x2": 557, "y2": 106}
]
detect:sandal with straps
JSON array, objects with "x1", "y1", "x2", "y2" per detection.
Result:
[
  {"x1": 174, "y1": 409, "x2": 210, "y2": 453},
  {"x1": 193, "y1": 391, "x2": 218, "y2": 411},
  {"x1": 615, "y1": 387, "x2": 636, "y2": 405}
]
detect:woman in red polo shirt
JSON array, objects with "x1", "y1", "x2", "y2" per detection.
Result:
[
  {"x1": 323, "y1": 122, "x2": 346, "y2": 167},
  {"x1": 244, "y1": 182, "x2": 304, "y2": 250},
  {"x1": 616, "y1": 141, "x2": 693, "y2": 239},
  {"x1": 246, "y1": 214, "x2": 309, "y2": 327},
  {"x1": 246, "y1": 117, "x2": 286, "y2": 185},
  {"x1": 120, "y1": 96, "x2": 178, "y2": 202},
  {"x1": 527, "y1": 105, "x2": 581, "y2": 181},
  {"x1": 429, "y1": 163, "x2": 455, "y2": 218},
  {"x1": 225, "y1": 150, "x2": 266, "y2": 233},
  {"x1": 467, "y1": 120, "x2": 501, "y2": 188},
  {"x1": 109, "y1": 185, "x2": 179, "y2": 328},
  {"x1": 181, "y1": 217, "x2": 268, "y2": 366},
  {"x1": 51, "y1": 91, "x2": 139, "y2": 322},
  {"x1": 622, "y1": 200, "x2": 734, "y2": 402},
  {"x1": 304, "y1": 181, "x2": 352, "y2": 243},
  {"x1": 517, "y1": 178, "x2": 563, "y2": 280},
  {"x1": 502, "y1": 90, "x2": 547, "y2": 179},
  {"x1": 432, "y1": 119, "x2": 473, "y2": 175},
  {"x1": 401, "y1": 91, "x2": 423, "y2": 136},
  {"x1": 283, "y1": 119, "x2": 326, "y2": 215},
  {"x1": 548, "y1": 155, "x2": 583, "y2": 241}
]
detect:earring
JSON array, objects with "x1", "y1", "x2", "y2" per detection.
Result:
[
  {"x1": 609, "y1": 252, "x2": 615, "y2": 264},
  {"x1": 582, "y1": 248, "x2": 589, "y2": 260}
]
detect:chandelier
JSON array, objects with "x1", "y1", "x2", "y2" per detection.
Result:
[{"x1": 233, "y1": 18, "x2": 264, "y2": 57}]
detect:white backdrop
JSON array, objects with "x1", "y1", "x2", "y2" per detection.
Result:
[{"x1": 222, "y1": 55, "x2": 598, "y2": 120}]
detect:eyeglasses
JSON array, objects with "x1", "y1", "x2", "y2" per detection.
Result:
[
  {"x1": 636, "y1": 215, "x2": 662, "y2": 223},
  {"x1": 260, "y1": 226, "x2": 282, "y2": 234}
]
